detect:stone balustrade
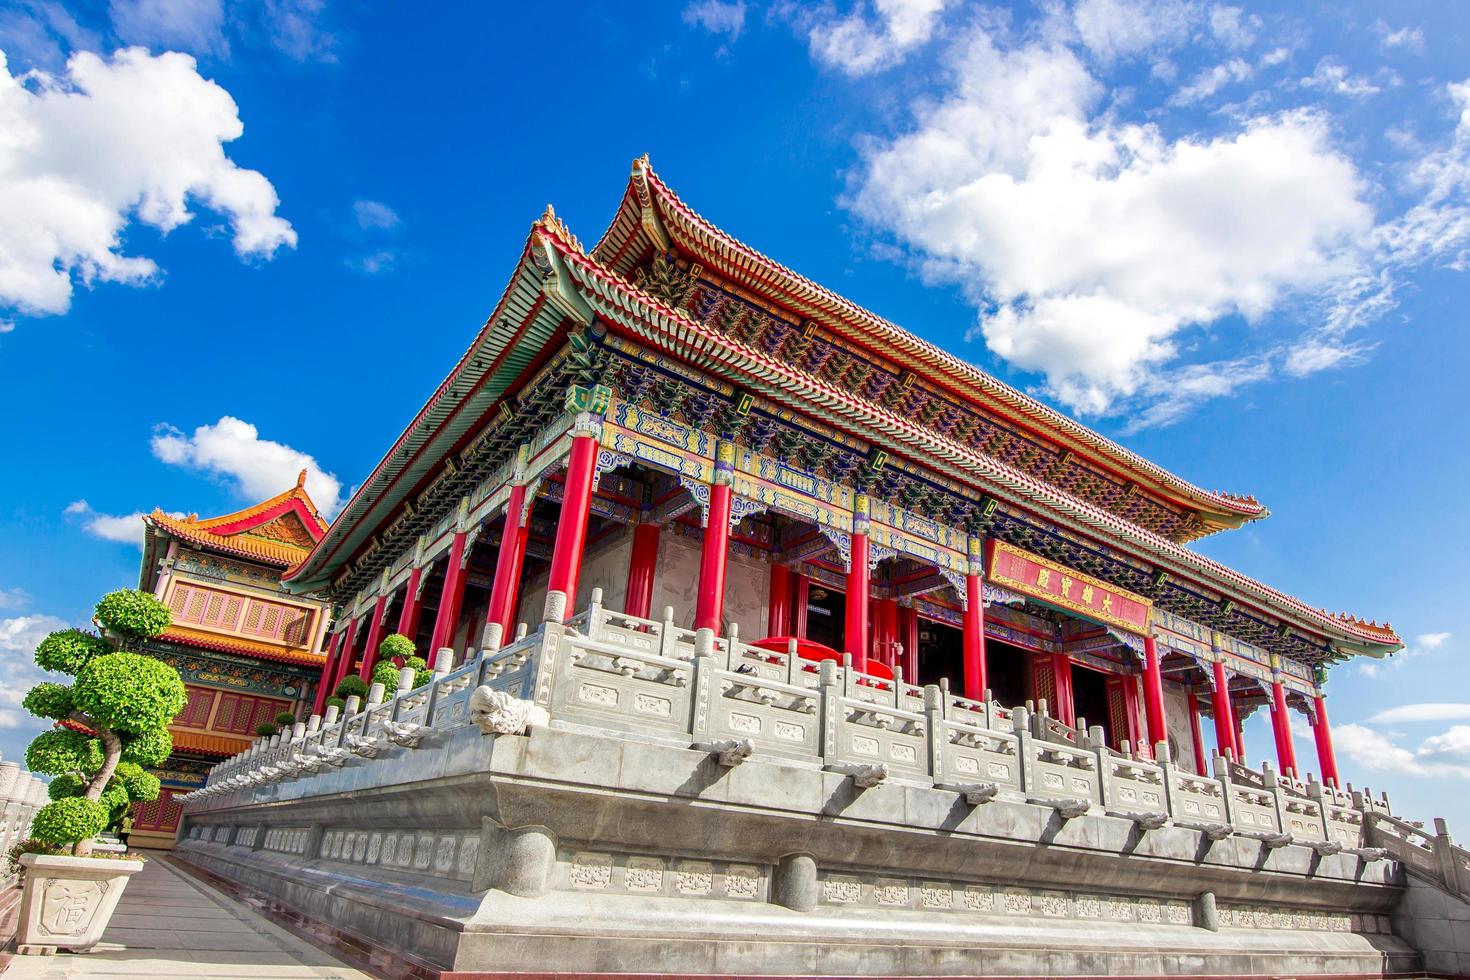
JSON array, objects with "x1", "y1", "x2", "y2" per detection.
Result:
[
  {"x1": 0, "y1": 759, "x2": 48, "y2": 885},
  {"x1": 184, "y1": 590, "x2": 1402, "y2": 857}
]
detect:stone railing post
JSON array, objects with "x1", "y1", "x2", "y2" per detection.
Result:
[
  {"x1": 1091, "y1": 725, "x2": 1111, "y2": 808},
  {"x1": 690, "y1": 650, "x2": 719, "y2": 745},
  {"x1": 1012, "y1": 705, "x2": 1033, "y2": 796},
  {"x1": 923, "y1": 685, "x2": 946, "y2": 783},
  {"x1": 1433, "y1": 817, "x2": 1463, "y2": 895},
  {"x1": 1213, "y1": 753, "x2": 1237, "y2": 829},
  {"x1": 818, "y1": 659, "x2": 840, "y2": 768}
]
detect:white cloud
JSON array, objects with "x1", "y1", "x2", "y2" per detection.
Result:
[
  {"x1": 1207, "y1": 6, "x2": 1256, "y2": 50},
  {"x1": 0, "y1": 613, "x2": 71, "y2": 729},
  {"x1": 151, "y1": 415, "x2": 344, "y2": 517},
  {"x1": 1171, "y1": 58, "x2": 1252, "y2": 106},
  {"x1": 800, "y1": 0, "x2": 949, "y2": 76},
  {"x1": 1300, "y1": 58, "x2": 1382, "y2": 98},
  {"x1": 64, "y1": 499, "x2": 147, "y2": 547},
  {"x1": 683, "y1": 0, "x2": 746, "y2": 40},
  {"x1": 348, "y1": 249, "x2": 398, "y2": 276},
  {"x1": 1071, "y1": 0, "x2": 1194, "y2": 64},
  {"x1": 0, "y1": 587, "x2": 30, "y2": 611},
  {"x1": 1258, "y1": 46, "x2": 1290, "y2": 68},
  {"x1": 1358, "y1": 629, "x2": 1453, "y2": 678},
  {"x1": 0, "y1": 2, "x2": 101, "y2": 73},
  {"x1": 353, "y1": 198, "x2": 400, "y2": 230},
  {"x1": 0, "y1": 47, "x2": 296, "y2": 321},
  {"x1": 1375, "y1": 22, "x2": 1424, "y2": 52},
  {"x1": 109, "y1": 0, "x2": 227, "y2": 57},
  {"x1": 261, "y1": 0, "x2": 337, "y2": 63},
  {"x1": 1369, "y1": 704, "x2": 1470, "y2": 725},
  {"x1": 1335, "y1": 722, "x2": 1470, "y2": 780},
  {"x1": 1418, "y1": 631, "x2": 1452, "y2": 649},
  {"x1": 849, "y1": 31, "x2": 1373, "y2": 416}
]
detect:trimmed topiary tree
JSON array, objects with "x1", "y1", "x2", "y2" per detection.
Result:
[
  {"x1": 334, "y1": 675, "x2": 369, "y2": 701},
  {"x1": 255, "y1": 721, "x2": 279, "y2": 738},
  {"x1": 371, "y1": 660, "x2": 401, "y2": 690},
  {"x1": 21, "y1": 589, "x2": 184, "y2": 856},
  {"x1": 378, "y1": 632, "x2": 415, "y2": 664},
  {"x1": 273, "y1": 710, "x2": 297, "y2": 728}
]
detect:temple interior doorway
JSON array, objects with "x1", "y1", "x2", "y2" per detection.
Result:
[
  {"x1": 1072, "y1": 664, "x2": 1113, "y2": 745},
  {"x1": 803, "y1": 583, "x2": 844, "y2": 651},
  {"x1": 983, "y1": 638, "x2": 1031, "y2": 708},
  {"x1": 916, "y1": 617, "x2": 962, "y2": 688}
]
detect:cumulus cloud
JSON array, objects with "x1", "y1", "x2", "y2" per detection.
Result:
[
  {"x1": 0, "y1": 587, "x2": 30, "y2": 610},
  {"x1": 1299, "y1": 58, "x2": 1384, "y2": 98},
  {"x1": 798, "y1": 0, "x2": 950, "y2": 76},
  {"x1": 849, "y1": 31, "x2": 1373, "y2": 416},
  {"x1": 109, "y1": 0, "x2": 227, "y2": 57},
  {"x1": 0, "y1": 47, "x2": 296, "y2": 322},
  {"x1": 64, "y1": 499, "x2": 147, "y2": 547},
  {"x1": 683, "y1": 0, "x2": 746, "y2": 40},
  {"x1": 0, "y1": 2, "x2": 100, "y2": 73},
  {"x1": 151, "y1": 415, "x2": 344, "y2": 516},
  {"x1": 0, "y1": 612, "x2": 71, "y2": 728},
  {"x1": 261, "y1": 0, "x2": 337, "y2": 62},
  {"x1": 1369, "y1": 704, "x2": 1470, "y2": 725},
  {"x1": 1375, "y1": 22, "x2": 1424, "y2": 52},
  {"x1": 1171, "y1": 57, "x2": 1253, "y2": 105},
  {"x1": 1207, "y1": 6, "x2": 1256, "y2": 50},
  {"x1": 1335, "y1": 723, "x2": 1470, "y2": 780}
]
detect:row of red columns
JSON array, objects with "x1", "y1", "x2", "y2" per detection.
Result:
[{"x1": 308, "y1": 422, "x2": 1345, "y2": 791}]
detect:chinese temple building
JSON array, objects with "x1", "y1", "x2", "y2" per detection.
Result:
[
  {"x1": 131, "y1": 473, "x2": 331, "y2": 848},
  {"x1": 292, "y1": 157, "x2": 1398, "y2": 785},
  {"x1": 178, "y1": 160, "x2": 1461, "y2": 979}
]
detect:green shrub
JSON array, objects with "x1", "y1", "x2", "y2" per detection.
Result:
[
  {"x1": 47, "y1": 773, "x2": 86, "y2": 800},
  {"x1": 371, "y1": 660, "x2": 401, "y2": 690},
  {"x1": 274, "y1": 710, "x2": 297, "y2": 727},
  {"x1": 118, "y1": 727, "x2": 172, "y2": 766},
  {"x1": 31, "y1": 798, "x2": 108, "y2": 850},
  {"x1": 99, "y1": 782, "x2": 130, "y2": 814},
  {"x1": 22, "y1": 683, "x2": 75, "y2": 721},
  {"x1": 26, "y1": 729, "x2": 103, "y2": 776},
  {"x1": 405, "y1": 656, "x2": 431, "y2": 689},
  {"x1": 72, "y1": 653, "x2": 186, "y2": 735},
  {"x1": 7, "y1": 838, "x2": 61, "y2": 881},
  {"x1": 378, "y1": 632, "x2": 415, "y2": 661},
  {"x1": 334, "y1": 675, "x2": 368, "y2": 701},
  {"x1": 94, "y1": 589, "x2": 171, "y2": 642},
  {"x1": 255, "y1": 722, "x2": 279, "y2": 738},
  {"x1": 34, "y1": 630, "x2": 110, "y2": 675},
  {"x1": 112, "y1": 762, "x2": 160, "y2": 802},
  {"x1": 324, "y1": 696, "x2": 346, "y2": 711}
]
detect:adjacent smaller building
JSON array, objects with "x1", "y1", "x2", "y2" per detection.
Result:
[{"x1": 131, "y1": 471, "x2": 331, "y2": 849}]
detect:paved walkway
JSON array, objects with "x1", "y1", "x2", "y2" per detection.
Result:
[{"x1": 5, "y1": 852, "x2": 372, "y2": 978}]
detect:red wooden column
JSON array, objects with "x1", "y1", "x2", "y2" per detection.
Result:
[
  {"x1": 695, "y1": 440, "x2": 735, "y2": 632},
  {"x1": 312, "y1": 629, "x2": 344, "y2": 715},
  {"x1": 1187, "y1": 691, "x2": 1208, "y2": 775},
  {"x1": 872, "y1": 598, "x2": 899, "y2": 666},
  {"x1": 767, "y1": 564, "x2": 792, "y2": 637},
  {"x1": 357, "y1": 582, "x2": 390, "y2": 680},
  {"x1": 793, "y1": 574, "x2": 809, "y2": 638},
  {"x1": 1142, "y1": 633, "x2": 1168, "y2": 750},
  {"x1": 962, "y1": 534, "x2": 987, "y2": 700},
  {"x1": 1051, "y1": 653, "x2": 1076, "y2": 726},
  {"x1": 624, "y1": 518, "x2": 661, "y2": 620},
  {"x1": 899, "y1": 603, "x2": 919, "y2": 682},
  {"x1": 544, "y1": 410, "x2": 602, "y2": 623},
  {"x1": 1268, "y1": 656, "x2": 1299, "y2": 776},
  {"x1": 1232, "y1": 707, "x2": 1248, "y2": 765},
  {"x1": 396, "y1": 538, "x2": 428, "y2": 643},
  {"x1": 330, "y1": 616, "x2": 359, "y2": 694},
  {"x1": 1312, "y1": 681, "x2": 1341, "y2": 787},
  {"x1": 427, "y1": 499, "x2": 472, "y2": 667},
  {"x1": 1209, "y1": 636, "x2": 1237, "y2": 761},
  {"x1": 844, "y1": 494, "x2": 871, "y2": 673},
  {"x1": 487, "y1": 446, "x2": 532, "y2": 636},
  {"x1": 1121, "y1": 676, "x2": 1147, "y2": 755}
]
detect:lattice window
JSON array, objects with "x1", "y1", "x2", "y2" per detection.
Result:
[
  {"x1": 213, "y1": 693, "x2": 289, "y2": 734},
  {"x1": 173, "y1": 686, "x2": 216, "y2": 729},
  {"x1": 167, "y1": 583, "x2": 243, "y2": 630},
  {"x1": 132, "y1": 788, "x2": 184, "y2": 833},
  {"x1": 239, "y1": 598, "x2": 312, "y2": 645}
]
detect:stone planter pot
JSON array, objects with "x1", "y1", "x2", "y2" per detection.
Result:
[{"x1": 16, "y1": 853, "x2": 144, "y2": 954}]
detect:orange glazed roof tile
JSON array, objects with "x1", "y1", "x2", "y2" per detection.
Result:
[
  {"x1": 159, "y1": 626, "x2": 327, "y2": 666},
  {"x1": 167, "y1": 732, "x2": 249, "y2": 757},
  {"x1": 144, "y1": 470, "x2": 328, "y2": 569}
]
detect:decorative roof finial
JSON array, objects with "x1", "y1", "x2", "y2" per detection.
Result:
[{"x1": 297, "y1": 468, "x2": 308, "y2": 489}]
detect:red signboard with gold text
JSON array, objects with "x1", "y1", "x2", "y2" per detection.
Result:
[{"x1": 985, "y1": 540, "x2": 1152, "y2": 635}]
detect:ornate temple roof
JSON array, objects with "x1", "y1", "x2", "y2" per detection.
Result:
[
  {"x1": 591, "y1": 157, "x2": 1267, "y2": 542},
  {"x1": 285, "y1": 163, "x2": 1399, "y2": 660},
  {"x1": 140, "y1": 471, "x2": 329, "y2": 584}
]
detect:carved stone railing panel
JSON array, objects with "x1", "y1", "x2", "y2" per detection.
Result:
[
  {"x1": 552, "y1": 633, "x2": 696, "y2": 736},
  {"x1": 1169, "y1": 770, "x2": 1229, "y2": 826},
  {"x1": 693, "y1": 657, "x2": 822, "y2": 760},
  {"x1": 1024, "y1": 727, "x2": 1100, "y2": 805},
  {"x1": 1103, "y1": 756, "x2": 1168, "y2": 816},
  {"x1": 930, "y1": 713, "x2": 1022, "y2": 793},
  {"x1": 822, "y1": 666, "x2": 929, "y2": 778}
]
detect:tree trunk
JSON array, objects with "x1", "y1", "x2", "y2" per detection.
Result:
[{"x1": 74, "y1": 725, "x2": 122, "y2": 859}]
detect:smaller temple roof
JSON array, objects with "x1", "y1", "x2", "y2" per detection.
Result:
[
  {"x1": 156, "y1": 627, "x2": 328, "y2": 667},
  {"x1": 140, "y1": 471, "x2": 328, "y2": 586}
]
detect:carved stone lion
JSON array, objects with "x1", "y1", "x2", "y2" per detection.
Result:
[{"x1": 470, "y1": 686, "x2": 549, "y2": 735}]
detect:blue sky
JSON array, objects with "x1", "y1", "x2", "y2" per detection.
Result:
[{"x1": 0, "y1": 0, "x2": 1467, "y2": 824}]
